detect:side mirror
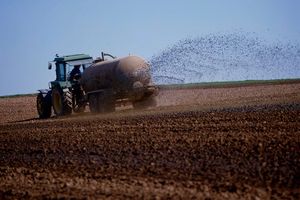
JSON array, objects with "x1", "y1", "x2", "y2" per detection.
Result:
[{"x1": 48, "y1": 62, "x2": 52, "y2": 70}]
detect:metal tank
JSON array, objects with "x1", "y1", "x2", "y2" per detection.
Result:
[{"x1": 80, "y1": 55, "x2": 156, "y2": 101}]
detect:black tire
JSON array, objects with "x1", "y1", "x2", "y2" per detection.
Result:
[
  {"x1": 88, "y1": 93, "x2": 99, "y2": 113},
  {"x1": 37, "y1": 92, "x2": 52, "y2": 119},
  {"x1": 133, "y1": 96, "x2": 157, "y2": 110},
  {"x1": 52, "y1": 88, "x2": 72, "y2": 116},
  {"x1": 100, "y1": 94, "x2": 115, "y2": 113},
  {"x1": 88, "y1": 92, "x2": 115, "y2": 113}
]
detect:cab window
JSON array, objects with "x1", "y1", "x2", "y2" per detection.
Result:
[{"x1": 56, "y1": 63, "x2": 66, "y2": 81}]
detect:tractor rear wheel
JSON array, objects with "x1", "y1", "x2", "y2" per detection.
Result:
[
  {"x1": 37, "y1": 92, "x2": 52, "y2": 119},
  {"x1": 52, "y1": 88, "x2": 72, "y2": 116}
]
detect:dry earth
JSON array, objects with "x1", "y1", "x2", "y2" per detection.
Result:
[{"x1": 0, "y1": 82, "x2": 299, "y2": 199}]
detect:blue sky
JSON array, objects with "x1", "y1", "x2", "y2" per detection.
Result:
[{"x1": 0, "y1": 0, "x2": 299, "y2": 95}]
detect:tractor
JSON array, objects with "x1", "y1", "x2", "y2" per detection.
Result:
[{"x1": 37, "y1": 54, "x2": 93, "y2": 118}]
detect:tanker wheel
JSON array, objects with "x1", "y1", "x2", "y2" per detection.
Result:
[
  {"x1": 133, "y1": 96, "x2": 157, "y2": 110},
  {"x1": 99, "y1": 93, "x2": 116, "y2": 113},
  {"x1": 88, "y1": 93, "x2": 115, "y2": 113},
  {"x1": 37, "y1": 92, "x2": 52, "y2": 119},
  {"x1": 88, "y1": 94, "x2": 99, "y2": 113},
  {"x1": 52, "y1": 88, "x2": 72, "y2": 116}
]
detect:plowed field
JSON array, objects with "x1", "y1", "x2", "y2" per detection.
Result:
[{"x1": 0, "y1": 82, "x2": 299, "y2": 199}]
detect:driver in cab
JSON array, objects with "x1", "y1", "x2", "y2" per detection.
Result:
[{"x1": 68, "y1": 65, "x2": 81, "y2": 81}]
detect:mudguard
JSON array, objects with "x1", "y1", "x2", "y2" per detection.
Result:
[{"x1": 37, "y1": 89, "x2": 52, "y2": 97}]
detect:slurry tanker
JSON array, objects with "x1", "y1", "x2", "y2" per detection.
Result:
[{"x1": 37, "y1": 52, "x2": 158, "y2": 118}]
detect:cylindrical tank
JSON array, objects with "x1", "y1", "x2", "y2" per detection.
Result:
[{"x1": 80, "y1": 55, "x2": 152, "y2": 95}]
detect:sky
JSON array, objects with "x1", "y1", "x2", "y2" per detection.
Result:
[{"x1": 0, "y1": 0, "x2": 299, "y2": 96}]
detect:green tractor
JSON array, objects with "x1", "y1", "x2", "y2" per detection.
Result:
[{"x1": 37, "y1": 54, "x2": 93, "y2": 118}]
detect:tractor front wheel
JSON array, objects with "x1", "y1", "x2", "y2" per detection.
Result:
[{"x1": 37, "y1": 92, "x2": 52, "y2": 119}]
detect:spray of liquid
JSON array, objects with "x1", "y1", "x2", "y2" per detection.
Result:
[{"x1": 149, "y1": 33, "x2": 300, "y2": 84}]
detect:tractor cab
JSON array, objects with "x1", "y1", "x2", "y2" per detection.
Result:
[
  {"x1": 37, "y1": 54, "x2": 94, "y2": 118},
  {"x1": 48, "y1": 54, "x2": 93, "y2": 89}
]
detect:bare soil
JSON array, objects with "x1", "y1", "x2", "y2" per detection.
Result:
[{"x1": 0, "y1": 82, "x2": 299, "y2": 199}]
